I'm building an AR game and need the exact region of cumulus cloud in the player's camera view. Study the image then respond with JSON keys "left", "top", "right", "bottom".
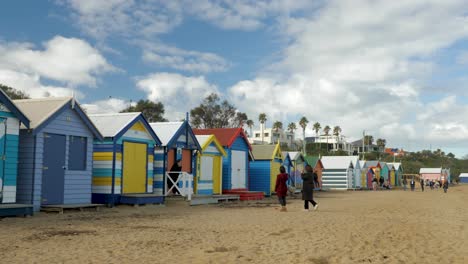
{"left": 136, "top": 72, "right": 219, "bottom": 121}
{"left": 0, "top": 36, "right": 115, "bottom": 87}
{"left": 228, "top": 0, "right": 468, "bottom": 153}
{"left": 81, "top": 98, "right": 131, "bottom": 114}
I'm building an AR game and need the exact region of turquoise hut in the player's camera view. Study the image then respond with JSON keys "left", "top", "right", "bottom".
{"left": 15, "top": 97, "right": 102, "bottom": 212}
{"left": 0, "top": 89, "right": 31, "bottom": 217}
{"left": 88, "top": 113, "right": 162, "bottom": 206}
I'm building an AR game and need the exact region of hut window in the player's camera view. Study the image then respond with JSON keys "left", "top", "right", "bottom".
{"left": 68, "top": 136, "right": 87, "bottom": 170}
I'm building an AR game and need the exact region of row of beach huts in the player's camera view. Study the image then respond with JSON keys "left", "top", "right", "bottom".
{"left": 0, "top": 91, "right": 449, "bottom": 217}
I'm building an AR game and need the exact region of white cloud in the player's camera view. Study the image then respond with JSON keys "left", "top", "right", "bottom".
{"left": 81, "top": 98, "right": 131, "bottom": 114}
{"left": 0, "top": 36, "right": 115, "bottom": 87}
{"left": 227, "top": 0, "right": 468, "bottom": 155}
{"left": 142, "top": 43, "right": 230, "bottom": 73}
{"left": 136, "top": 72, "right": 219, "bottom": 120}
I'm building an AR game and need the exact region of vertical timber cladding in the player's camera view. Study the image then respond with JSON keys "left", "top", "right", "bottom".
{"left": 122, "top": 142, "right": 147, "bottom": 193}
{"left": 231, "top": 150, "right": 246, "bottom": 189}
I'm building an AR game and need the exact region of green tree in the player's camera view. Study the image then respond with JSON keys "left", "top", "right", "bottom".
{"left": 246, "top": 119, "right": 254, "bottom": 137}
{"left": 313, "top": 122, "right": 321, "bottom": 154}
{"left": 120, "top": 99, "right": 167, "bottom": 122}
{"left": 0, "top": 84, "right": 30, "bottom": 99}
{"left": 364, "top": 135, "right": 374, "bottom": 146}
{"left": 258, "top": 113, "right": 267, "bottom": 144}
{"left": 323, "top": 125, "right": 331, "bottom": 152}
{"left": 333, "top": 126, "right": 342, "bottom": 150}
{"left": 299, "top": 116, "right": 309, "bottom": 154}
{"left": 376, "top": 138, "right": 386, "bottom": 152}
{"left": 273, "top": 121, "right": 283, "bottom": 131}
{"left": 190, "top": 93, "right": 248, "bottom": 128}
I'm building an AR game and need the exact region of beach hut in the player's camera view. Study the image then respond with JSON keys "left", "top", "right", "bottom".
{"left": 281, "top": 151, "right": 292, "bottom": 175}
{"left": 380, "top": 162, "right": 389, "bottom": 183}
{"left": 459, "top": 173, "right": 468, "bottom": 183}
{"left": 194, "top": 135, "right": 227, "bottom": 195}
{"left": 88, "top": 113, "right": 162, "bottom": 206}
{"left": 288, "top": 151, "right": 306, "bottom": 188}
{"left": 150, "top": 121, "right": 201, "bottom": 196}
{"left": 15, "top": 97, "right": 102, "bottom": 211}
{"left": 0, "top": 90, "right": 31, "bottom": 216}
{"left": 320, "top": 156, "right": 355, "bottom": 190}
{"left": 249, "top": 143, "right": 283, "bottom": 196}
{"left": 304, "top": 155, "right": 324, "bottom": 188}
{"left": 193, "top": 128, "right": 252, "bottom": 192}
{"left": 387, "top": 162, "right": 402, "bottom": 186}
{"left": 349, "top": 156, "right": 361, "bottom": 189}
{"left": 362, "top": 161, "right": 381, "bottom": 189}
{"left": 419, "top": 168, "right": 442, "bottom": 181}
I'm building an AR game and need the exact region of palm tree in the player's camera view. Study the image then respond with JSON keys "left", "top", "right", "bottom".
{"left": 258, "top": 113, "right": 267, "bottom": 144}
{"left": 376, "top": 138, "right": 386, "bottom": 152}
{"left": 299, "top": 116, "right": 309, "bottom": 154}
{"left": 323, "top": 125, "right": 331, "bottom": 152}
{"left": 287, "top": 122, "right": 297, "bottom": 148}
{"left": 333, "top": 126, "right": 342, "bottom": 150}
{"left": 272, "top": 121, "right": 283, "bottom": 143}
{"left": 246, "top": 119, "right": 254, "bottom": 137}
{"left": 313, "top": 122, "right": 321, "bottom": 154}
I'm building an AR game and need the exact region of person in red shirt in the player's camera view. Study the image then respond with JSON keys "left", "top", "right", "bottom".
{"left": 275, "top": 165, "right": 289, "bottom": 212}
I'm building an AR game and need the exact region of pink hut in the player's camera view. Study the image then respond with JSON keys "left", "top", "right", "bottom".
{"left": 419, "top": 168, "right": 442, "bottom": 181}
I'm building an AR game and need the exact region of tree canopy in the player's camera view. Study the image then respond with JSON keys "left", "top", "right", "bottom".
{"left": 190, "top": 93, "right": 248, "bottom": 128}
{"left": 120, "top": 99, "right": 167, "bottom": 122}
{"left": 0, "top": 84, "right": 30, "bottom": 99}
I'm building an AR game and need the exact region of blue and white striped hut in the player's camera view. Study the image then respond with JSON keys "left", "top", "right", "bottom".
{"left": 0, "top": 89, "right": 30, "bottom": 217}
{"left": 150, "top": 121, "right": 200, "bottom": 195}
{"left": 320, "top": 156, "right": 355, "bottom": 190}
{"left": 88, "top": 113, "right": 162, "bottom": 206}
{"left": 15, "top": 97, "right": 102, "bottom": 211}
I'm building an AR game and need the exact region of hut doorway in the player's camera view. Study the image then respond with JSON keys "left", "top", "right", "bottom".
{"left": 212, "top": 156, "right": 222, "bottom": 194}
{"left": 42, "top": 133, "right": 66, "bottom": 205}
{"left": 231, "top": 150, "right": 246, "bottom": 189}
{"left": 122, "top": 142, "right": 147, "bottom": 193}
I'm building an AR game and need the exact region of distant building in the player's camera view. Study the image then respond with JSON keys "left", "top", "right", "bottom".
{"left": 305, "top": 135, "right": 351, "bottom": 153}
{"left": 248, "top": 126, "right": 294, "bottom": 146}
{"left": 349, "top": 139, "right": 379, "bottom": 155}
{"left": 384, "top": 148, "right": 405, "bottom": 156}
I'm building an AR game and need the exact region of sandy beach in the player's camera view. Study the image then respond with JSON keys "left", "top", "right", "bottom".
{"left": 1, "top": 185, "right": 467, "bottom": 264}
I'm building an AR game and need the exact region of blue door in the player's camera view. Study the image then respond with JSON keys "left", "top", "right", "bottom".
{"left": 0, "top": 118, "right": 6, "bottom": 203}
{"left": 42, "top": 133, "right": 66, "bottom": 205}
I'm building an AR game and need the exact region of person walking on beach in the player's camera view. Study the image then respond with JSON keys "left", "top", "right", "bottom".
{"left": 410, "top": 178, "right": 415, "bottom": 191}
{"left": 275, "top": 166, "right": 289, "bottom": 212}
{"left": 301, "top": 165, "right": 318, "bottom": 211}
{"left": 443, "top": 180, "right": 449, "bottom": 193}
{"left": 420, "top": 178, "right": 425, "bottom": 192}
{"left": 402, "top": 177, "right": 408, "bottom": 191}
{"left": 379, "top": 176, "right": 384, "bottom": 188}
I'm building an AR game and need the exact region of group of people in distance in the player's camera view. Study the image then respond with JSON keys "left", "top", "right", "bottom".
{"left": 401, "top": 177, "right": 449, "bottom": 193}
{"left": 274, "top": 164, "right": 319, "bottom": 212}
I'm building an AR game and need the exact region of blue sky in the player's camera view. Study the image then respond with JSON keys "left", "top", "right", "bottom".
{"left": 2, "top": 0, "right": 468, "bottom": 157}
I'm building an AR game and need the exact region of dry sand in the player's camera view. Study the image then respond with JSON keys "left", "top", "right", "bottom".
{"left": 1, "top": 185, "right": 467, "bottom": 264}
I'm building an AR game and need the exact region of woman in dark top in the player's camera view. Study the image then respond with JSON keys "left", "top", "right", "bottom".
{"left": 275, "top": 166, "right": 289, "bottom": 212}
{"left": 301, "top": 164, "right": 318, "bottom": 211}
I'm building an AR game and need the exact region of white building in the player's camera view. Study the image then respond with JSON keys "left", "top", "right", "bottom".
{"left": 248, "top": 126, "right": 295, "bottom": 146}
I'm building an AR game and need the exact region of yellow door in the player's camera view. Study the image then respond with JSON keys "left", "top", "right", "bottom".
{"left": 270, "top": 162, "right": 281, "bottom": 194}
{"left": 122, "top": 142, "right": 147, "bottom": 193}
{"left": 212, "top": 156, "right": 221, "bottom": 194}
{"left": 390, "top": 171, "right": 395, "bottom": 186}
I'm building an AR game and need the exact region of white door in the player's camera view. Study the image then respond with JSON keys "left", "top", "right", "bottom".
{"left": 231, "top": 150, "right": 246, "bottom": 189}
{"left": 200, "top": 156, "right": 213, "bottom": 181}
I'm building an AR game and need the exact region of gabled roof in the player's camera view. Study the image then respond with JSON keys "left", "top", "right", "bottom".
{"left": 0, "top": 89, "right": 29, "bottom": 128}
{"left": 88, "top": 112, "right": 161, "bottom": 145}
{"left": 193, "top": 128, "right": 252, "bottom": 150}
{"left": 358, "top": 160, "right": 366, "bottom": 168}
{"left": 387, "top": 162, "right": 402, "bottom": 170}
{"left": 281, "top": 151, "right": 292, "bottom": 165}
{"left": 195, "top": 135, "right": 227, "bottom": 156}
{"left": 363, "top": 161, "right": 381, "bottom": 168}
{"left": 14, "top": 97, "right": 102, "bottom": 140}
{"left": 380, "top": 162, "right": 387, "bottom": 169}
{"left": 150, "top": 121, "right": 200, "bottom": 150}
{"left": 320, "top": 156, "right": 354, "bottom": 169}
{"left": 459, "top": 173, "right": 468, "bottom": 177}
{"left": 288, "top": 151, "right": 305, "bottom": 162}
{"left": 349, "top": 156, "right": 360, "bottom": 169}
{"left": 251, "top": 143, "right": 282, "bottom": 160}
{"left": 304, "top": 155, "right": 320, "bottom": 167}
{"left": 420, "top": 168, "right": 442, "bottom": 174}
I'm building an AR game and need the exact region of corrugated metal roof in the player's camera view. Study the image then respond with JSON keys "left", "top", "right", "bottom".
{"left": 419, "top": 168, "right": 442, "bottom": 174}
{"left": 251, "top": 144, "right": 277, "bottom": 160}
{"left": 149, "top": 122, "right": 183, "bottom": 146}
{"left": 14, "top": 97, "right": 71, "bottom": 129}
{"left": 321, "top": 156, "right": 354, "bottom": 169}
{"left": 88, "top": 112, "right": 140, "bottom": 137}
